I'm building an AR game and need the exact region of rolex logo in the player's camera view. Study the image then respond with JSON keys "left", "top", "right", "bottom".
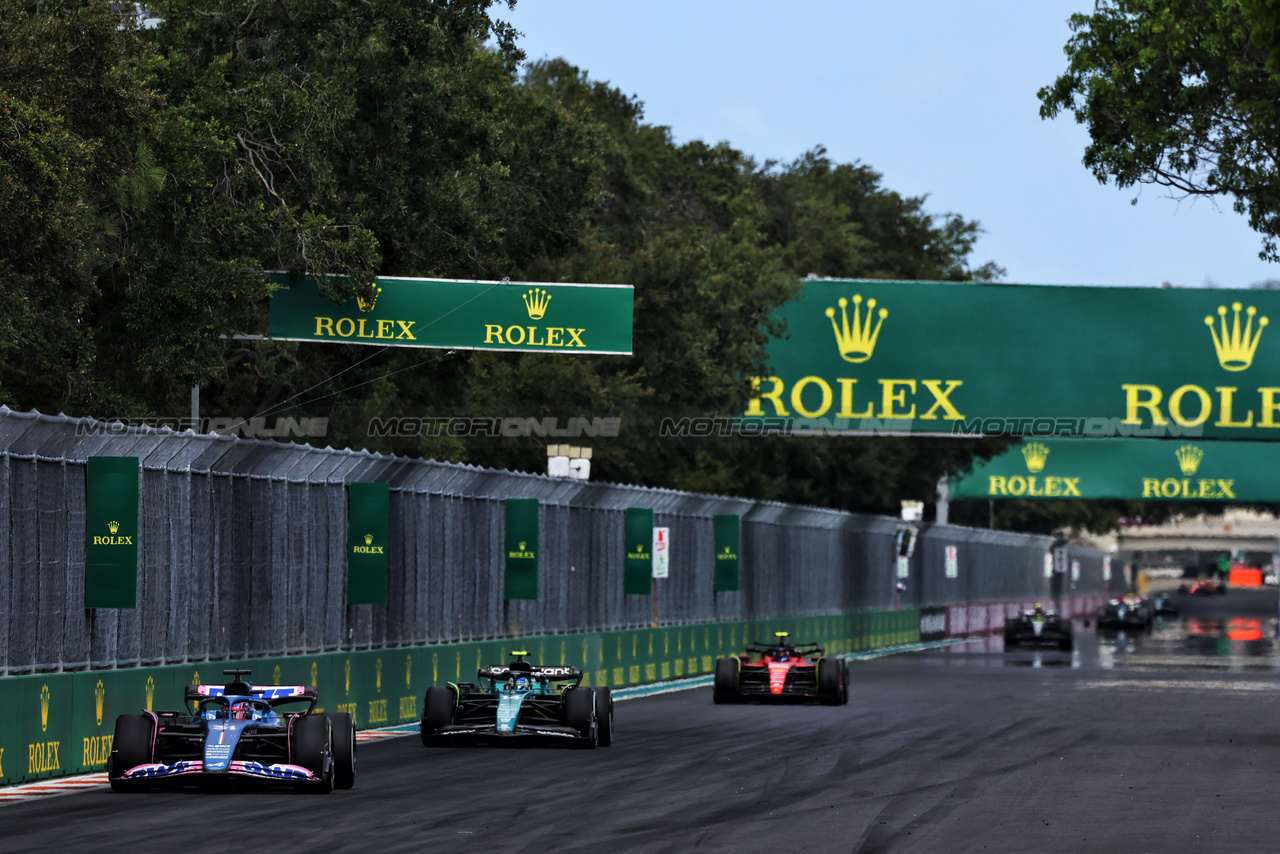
{"left": 108, "top": 520, "right": 119, "bottom": 535}
{"left": 376, "top": 658, "right": 383, "bottom": 692}
{"left": 406, "top": 654, "right": 412, "bottom": 688}
{"left": 364, "top": 533, "right": 374, "bottom": 546}
{"left": 1206, "top": 302, "right": 1267, "bottom": 371}
{"left": 522, "top": 287, "right": 552, "bottom": 320}
{"left": 1175, "top": 444, "right": 1204, "bottom": 475}
{"left": 310, "top": 661, "right": 318, "bottom": 687}
{"left": 1021, "top": 442, "right": 1050, "bottom": 473}
{"left": 40, "top": 685, "right": 50, "bottom": 732}
{"left": 95, "top": 680, "right": 105, "bottom": 726}
{"left": 145, "top": 676, "right": 154, "bottom": 711}
{"left": 344, "top": 660, "right": 351, "bottom": 694}
{"left": 825, "top": 294, "right": 888, "bottom": 363}
{"left": 273, "top": 665, "right": 281, "bottom": 684}
{"left": 356, "top": 285, "right": 382, "bottom": 313}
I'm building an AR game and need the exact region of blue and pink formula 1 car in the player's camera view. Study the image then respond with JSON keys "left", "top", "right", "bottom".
{"left": 107, "top": 669, "right": 355, "bottom": 793}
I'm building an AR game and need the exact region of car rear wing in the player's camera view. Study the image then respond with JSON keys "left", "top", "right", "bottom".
{"left": 744, "top": 641, "right": 825, "bottom": 656}
{"left": 477, "top": 665, "right": 583, "bottom": 685}
{"left": 184, "top": 684, "right": 318, "bottom": 713}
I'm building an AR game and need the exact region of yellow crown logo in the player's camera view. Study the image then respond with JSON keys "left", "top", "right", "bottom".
{"left": 95, "top": 680, "right": 105, "bottom": 726}
{"left": 376, "top": 657, "right": 383, "bottom": 692}
{"left": 364, "top": 533, "right": 373, "bottom": 545}
{"left": 406, "top": 654, "right": 413, "bottom": 687}
{"left": 522, "top": 287, "right": 552, "bottom": 320}
{"left": 108, "top": 520, "right": 119, "bottom": 534}
{"left": 355, "top": 284, "right": 382, "bottom": 313}
{"left": 519, "top": 541, "right": 527, "bottom": 551}
{"left": 1206, "top": 302, "right": 1267, "bottom": 371}
{"left": 1021, "top": 442, "right": 1050, "bottom": 473}
{"left": 1175, "top": 444, "right": 1204, "bottom": 475}
{"left": 145, "top": 676, "right": 154, "bottom": 711}
{"left": 344, "top": 659, "right": 351, "bottom": 694}
{"left": 40, "top": 685, "right": 50, "bottom": 732}
{"left": 825, "top": 295, "right": 888, "bottom": 363}
{"left": 310, "top": 661, "right": 318, "bottom": 687}
{"left": 273, "top": 665, "right": 281, "bottom": 684}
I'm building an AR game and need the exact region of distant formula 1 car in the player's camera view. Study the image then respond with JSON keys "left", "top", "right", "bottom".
{"left": 713, "top": 632, "right": 848, "bottom": 705}
{"left": 1096, "top": 596, "right": 1154, "bottom": 629}
{"left": 1179, "top": 578, "right": 1228, "bottom": 596}
{"left": 1003, "top": 604, "right": 1073, "bottom": 650}
{"left": 107, "top": 669, "right": 355, "bottom": 793}
{"left": 419, "top": 651, "right": 611, "bottom": 748}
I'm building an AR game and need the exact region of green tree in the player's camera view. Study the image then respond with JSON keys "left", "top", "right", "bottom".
{"left": 153, "top": 1, "right": 607, "bottom": 443}
{"left": 0, "top": 0, "right": 272, "bottom": 414}
{"left": 1038, "top": 0, "right": 1280, "bottom": 260}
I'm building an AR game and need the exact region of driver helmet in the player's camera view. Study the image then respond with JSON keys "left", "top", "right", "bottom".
{"left": 231, "top": 700, "right": 253, "bottom": 720}
{"left": 515, "top": 676, "right": 530, "bottom": 690}
{"left": 1033, "top": 602, "right": 1045, "bottom": 614}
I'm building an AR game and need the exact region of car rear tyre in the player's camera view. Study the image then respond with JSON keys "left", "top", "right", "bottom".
{"left": 818, "top": 658, "right": 843, "bottom": 705}
{"left": 420, "top": 685, "right": 457, "bottom": 745}
{"left": 594, "top": 687, "right": 614, "bottom": 747}
{"left": 840, "top": 659, "right": 850, "bottom": 705}
{"left": 325, "top": 712, "right": 356, "bottom": 790}
{"left": 564, "top": 687, "right": 597, "bottom": 748}
{"left": 108, "top": 714, "right": 155, "bottom": 792}
{"left": 713, "top": 657, "right": 740, "bottom": 704}
{"left": 292, "top": 714, "right": 334, "bottom": 793}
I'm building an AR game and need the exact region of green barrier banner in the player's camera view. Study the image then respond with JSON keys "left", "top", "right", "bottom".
{"left": 952, "top": 437, "right": 1280, "bottom": 501}
{"left": 504, "top": 498, "right": 539, "bottom": 600}
{"left": 747, "top": 280, "right": 1280, "bottom": 438}
{"left": 624, "top": 507, "right": 654, "bottom": 595}
{"left": 713, "top": 514, "right": 741, "bottom": 591}
{"left": 348, "top": 482, "right": 389, "bottom": 604}
{"left": 85, "top": 457, "right": 139, "bottom": 608}
{"left": 267, "top": 274, "right": 634, "bottom": 355}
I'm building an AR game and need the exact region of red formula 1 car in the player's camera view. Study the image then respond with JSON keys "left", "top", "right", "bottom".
{"left": 713, "top": 632, "right": 848, "bottom": 705}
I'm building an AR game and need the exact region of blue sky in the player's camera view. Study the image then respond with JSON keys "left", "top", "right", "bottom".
{"left": 501, "top": 0, "right": 1279, "bottom": 289}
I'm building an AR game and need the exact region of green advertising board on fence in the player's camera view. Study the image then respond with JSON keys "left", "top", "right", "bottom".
{"left": 952, "top": 437, "right": 1280, "bottom": 501}
{"left": 713, "top": 514, "right": 741, "bottom": 592}
{"left": 504, "top": 498, "right": 539, "bottom": 600}
{"left": 85, "top": 457, "right": 139, "bottom": 609}
{"left": 624, "top": 507, "right": 654, "bottom": 595}
{"left": 267, "top": 274, "right": 634, "bottom": 355}
{"left": 747, "top": 280, "right": 1280, "bottom": 437}
{"left": 348, "top": 482, "right": 389, "bottom": 604}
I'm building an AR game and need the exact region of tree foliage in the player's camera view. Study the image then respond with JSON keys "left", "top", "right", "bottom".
{"left": 1039, "top": 0, "right": 1280, "bottom": 260}
{"left": 0, "top": 7, "right": 1038, "bottom": 527}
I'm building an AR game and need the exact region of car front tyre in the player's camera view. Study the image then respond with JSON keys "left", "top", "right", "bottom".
{"left": 713, "top": 657, "right": 740, "bottom": 705}
{"left": 594, "top": 687, "right": 614, "bottom": 747}
{"left": 325, "top": 712, "right": 356, "bottom": 789}
{"left": 420, "top": 685, "right": 457, "bottom": 745}
{"left": 292, "top": 714, "right": 334, "bottom": 794}
{"left": 108, "top": 714, "right": 155, "bottom": 793}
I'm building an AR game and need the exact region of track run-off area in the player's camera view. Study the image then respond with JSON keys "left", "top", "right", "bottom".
{"left": 4, "top": 593, "right": 1279, "bottom": 854}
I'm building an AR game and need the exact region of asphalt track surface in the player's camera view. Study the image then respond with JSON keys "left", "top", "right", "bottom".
{"left": 6, "top": 592, "right": 1280, "bottom": 853}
